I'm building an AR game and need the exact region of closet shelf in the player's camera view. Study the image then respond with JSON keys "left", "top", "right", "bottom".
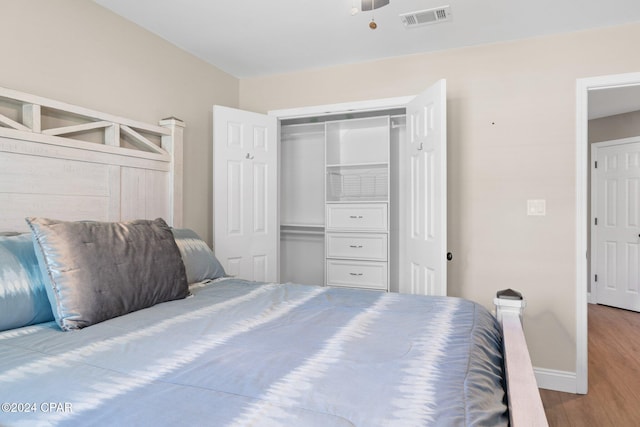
{"left": 281, "top": 122, "right": 325, "bottom": 136}
{"left": 326, "top": 162, "right": 389, "bottom": 168}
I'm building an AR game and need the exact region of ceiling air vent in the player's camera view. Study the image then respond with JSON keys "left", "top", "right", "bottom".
{"left": 400, "top": 5, "right": 451, "bottom": 29}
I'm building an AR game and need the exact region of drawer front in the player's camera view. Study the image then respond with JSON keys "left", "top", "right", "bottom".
{"left": 326, "top": 203, "right": 388, "bottom": 231}
{"left": 326, "top": 233, "right": 387, "bottom": 260}
{"left": 326, "top": 260, "right": 388, "bottom": 291}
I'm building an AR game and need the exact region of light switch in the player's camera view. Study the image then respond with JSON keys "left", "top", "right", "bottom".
{"left": 527, "top": 199, "right": 546, "bottom": 216}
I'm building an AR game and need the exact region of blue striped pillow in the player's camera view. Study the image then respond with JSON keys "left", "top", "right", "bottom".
{"left": 0, "top": 233, "right": 54, "bottom": 331}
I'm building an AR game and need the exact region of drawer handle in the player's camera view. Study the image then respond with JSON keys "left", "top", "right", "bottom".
{"left": 349, "top": 245, "right": 363, "bottom": 248}
{"left": 349, "top": 272, "right": 363, "bottom": 276}
{"left": 349, "top": 215, "right": 364, "bottom": 219}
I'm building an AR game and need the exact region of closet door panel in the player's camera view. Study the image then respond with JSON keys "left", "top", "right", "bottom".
{"left": 227, "top": 160, "right": 243, "bottom": 235}
{"left": 214, "top": 105, "right": 278, "bottom": 282}
{"left": 399, "top": 79, "right": 447, "bottom": 296}
{"left": 253, "top": 162, "right": 268, "bottom": 233}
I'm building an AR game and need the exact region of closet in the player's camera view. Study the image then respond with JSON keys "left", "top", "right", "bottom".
{"left": 279, "top": 114, "right": 404, "bottom": 291}
{"left": 213, "top": 79, "right": 447, "bottom": 296}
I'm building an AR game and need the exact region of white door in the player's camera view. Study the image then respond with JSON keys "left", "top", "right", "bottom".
{"left": 592, "top": 139, "right": 640, "bottom": 311}
{"left": 213, "top": 105, "right": 278, "bottom": 282}
{"left": 399, "top": 79, "right": 447, "bottom": 296}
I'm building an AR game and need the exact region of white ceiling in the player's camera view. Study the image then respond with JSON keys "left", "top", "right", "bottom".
{"left": 93, "top": 0, "right": 640, "bottom": 79}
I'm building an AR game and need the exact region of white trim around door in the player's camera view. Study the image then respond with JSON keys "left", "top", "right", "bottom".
{"left": 576, "top": 71, "right": 640, "bottom": 395}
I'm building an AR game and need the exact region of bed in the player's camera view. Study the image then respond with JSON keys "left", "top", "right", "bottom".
{"left": 0, "top": 87, "right": 547, "bottom": 426}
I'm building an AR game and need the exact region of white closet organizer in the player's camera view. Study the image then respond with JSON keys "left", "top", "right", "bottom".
{"left": 325, "top": 116, "right": 390, "bottom": 291}
{"left": 280, "top": 114, "right": 402, "bottom": 291}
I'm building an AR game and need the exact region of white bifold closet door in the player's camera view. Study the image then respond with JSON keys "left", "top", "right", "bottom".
{"left": 213, "top": 106, "right": 278, "bottom": 282}
{"left": 399, "top": 80, "right": 447, "bottom": 296}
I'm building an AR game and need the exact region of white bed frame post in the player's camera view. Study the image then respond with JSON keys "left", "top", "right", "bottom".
{"left": 495, "top": 295, "right": 526, "bottom": 324}
{"left": 494, "top": 293, "right": 549, "bottom": 427}
{"left": 160, "top": 117, "right": 185, "bottom": 228}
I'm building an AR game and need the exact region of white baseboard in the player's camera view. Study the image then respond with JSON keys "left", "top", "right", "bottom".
{"left": 534, "top": 367, "right": 578, "bottom": 394}
{"left": 587, "top": 292, "right": 597, "bottom": 304}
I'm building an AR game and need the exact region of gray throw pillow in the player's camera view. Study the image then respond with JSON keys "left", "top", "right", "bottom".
{"left": 26, "top": 217, "right": 189, "bottom": 331}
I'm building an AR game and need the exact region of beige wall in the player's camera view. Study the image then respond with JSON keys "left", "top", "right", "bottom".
{"left": 2, "top": 0, "right": 239, "bottom": 242}
{"left": 589, "top": 110, "right": 640, "bottom": 143}
{"left": 240, "top": 23, "right": 640, "bottom": 373}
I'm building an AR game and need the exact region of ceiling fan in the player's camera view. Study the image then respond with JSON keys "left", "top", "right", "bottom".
{"left": 361, "top": 0, "right": 389, "bottom": 11}
{"left": 356, "top": 0, "right": 390, "bottom": 29}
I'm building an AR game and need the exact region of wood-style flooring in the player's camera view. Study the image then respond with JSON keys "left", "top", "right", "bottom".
{"left": 539, "top": 303, "right": 640, "bottom": 426}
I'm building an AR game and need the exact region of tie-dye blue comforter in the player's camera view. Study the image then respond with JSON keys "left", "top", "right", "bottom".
{"left": 0, "top": 279, "right": 508, "bottom": 426}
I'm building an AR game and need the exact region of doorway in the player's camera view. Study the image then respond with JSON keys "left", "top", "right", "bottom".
{"left": 576, "top": 72, "right": 640, "bottom": 394}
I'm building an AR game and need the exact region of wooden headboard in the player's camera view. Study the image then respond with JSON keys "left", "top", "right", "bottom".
{"left": 0, "top": 87, "right": 184, "bottom": 232}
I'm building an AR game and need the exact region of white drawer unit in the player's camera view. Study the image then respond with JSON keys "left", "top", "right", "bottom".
{"left": 326, "top": 233, "right": 387, "bottom": 261}
{"left": 325, "top": 203, "right": 388, "bottom": 232}
{"left": 323, "top": 117, "right": 391, "bottom": 291}
{"left": 326, "top": 259, "right": 388, "bottom": 291}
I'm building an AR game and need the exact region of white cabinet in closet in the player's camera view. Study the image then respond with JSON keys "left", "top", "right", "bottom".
{"left": 324, "top": 116, "right": 390, "bottom": 291}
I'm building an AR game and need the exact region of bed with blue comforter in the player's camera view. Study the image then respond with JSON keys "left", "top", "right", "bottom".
{"left": 0, "top": 219, "right": 507, "bottom": 426}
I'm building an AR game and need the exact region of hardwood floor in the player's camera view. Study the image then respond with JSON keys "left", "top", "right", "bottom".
{"left": 540, "top": 303, "right": 640, "bottom": 426}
